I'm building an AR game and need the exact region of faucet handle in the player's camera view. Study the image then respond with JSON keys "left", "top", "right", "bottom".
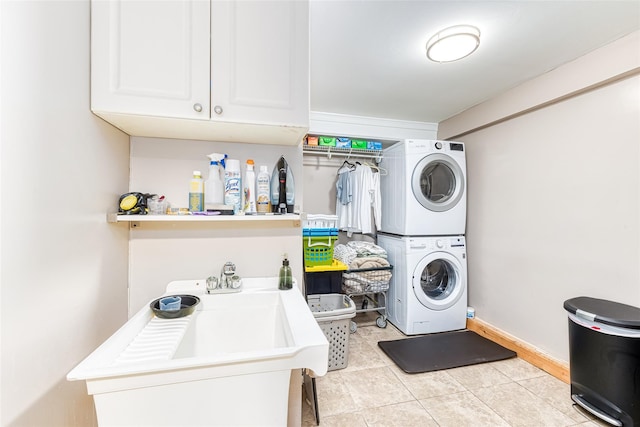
{"left": 206, "top": 276, "right": 219, "bottom": 293}
{"left": 222, "top": 261, "right": 236, "bottom": 275}
{"left": 230, "top": 275, "right": 242, "bottom": 289}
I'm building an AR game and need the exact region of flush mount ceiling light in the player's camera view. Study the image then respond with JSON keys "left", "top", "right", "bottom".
{"left": 426, "top": 25, "right": 480, "bottom": 63}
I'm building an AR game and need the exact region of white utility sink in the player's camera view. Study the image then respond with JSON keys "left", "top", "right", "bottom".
{"left": 67, "top": 277, "right": 329, "bottom": 427}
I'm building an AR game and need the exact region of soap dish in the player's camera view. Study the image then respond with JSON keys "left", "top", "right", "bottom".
{"left": 150, "top": 294, "right": 200, "bottom": 319}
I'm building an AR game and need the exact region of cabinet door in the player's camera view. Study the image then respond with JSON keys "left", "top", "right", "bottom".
{"left": 210, "top": 1, "right": 309, "bottom": 127}
{"left": 91, "top": 0, "right": 210, "bottom": 120}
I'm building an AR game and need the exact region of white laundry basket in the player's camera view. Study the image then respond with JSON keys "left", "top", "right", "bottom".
{"left": 303, "top": 214, "right": 338, "bottom": 230}
{"left": 307, "top": 294, "right": 356, "bottom": 371}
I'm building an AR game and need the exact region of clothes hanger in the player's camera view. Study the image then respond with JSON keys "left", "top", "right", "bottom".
{"left": 341, "top": 158, "right": 355, "bottom": 169}
{"left": 363, "top": 161, "right": 387, "bottom": 175}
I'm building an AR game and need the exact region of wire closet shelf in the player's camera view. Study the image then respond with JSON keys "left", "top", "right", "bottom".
{"left": 302, "top": 145, "right": 384, "bottom": 164}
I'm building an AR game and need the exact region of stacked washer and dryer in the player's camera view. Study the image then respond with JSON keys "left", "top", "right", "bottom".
{"left": 378, "top": 139, "right": 468, "bottom": 335}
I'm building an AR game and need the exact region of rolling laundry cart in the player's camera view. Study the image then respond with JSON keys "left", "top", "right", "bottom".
{"left": 342, "top": 265, "right": 393, "bottom": 333}
{"left": 564, "top": 297, "right": 640, "bottom": 427}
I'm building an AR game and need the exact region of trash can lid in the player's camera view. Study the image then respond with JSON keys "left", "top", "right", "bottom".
{"left": 564, "top": 296, "right": 640, "bottom": 329}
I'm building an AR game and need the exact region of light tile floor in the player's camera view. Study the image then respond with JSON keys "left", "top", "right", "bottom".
{"left": 302, "top": 314, "right": 609, "bottom": 427}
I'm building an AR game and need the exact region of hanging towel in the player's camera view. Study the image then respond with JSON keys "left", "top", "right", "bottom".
{"left": 372, "top": 171, "right": 381, "bottom": 230}
{"left": 355, "top": 164, "right": 374, "bottom": 235}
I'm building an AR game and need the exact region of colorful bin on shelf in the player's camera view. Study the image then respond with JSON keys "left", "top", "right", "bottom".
{"left": 336, "top": 137, "right": 351, "bottom": 148}
{"left": 367, "top": 141, "right": 383, "bottom": 150}
{"left": 303, "top": 214, "right": 339, "bottom": 267}
{"left": 303, "top": 234, "right": 338, "bottom": 267}
{"left": 350, "top": 139, "right": 367, "bottom": 149}
{"left": 318, "top": 136, "right": 336, "bottom": 147}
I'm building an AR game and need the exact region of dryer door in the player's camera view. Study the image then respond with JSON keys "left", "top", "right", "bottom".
{"left": 412, "top": 251, "right": 465, "bottom": 311}
{"left": 411, "top": 153, "right": 465, "bottom": 212}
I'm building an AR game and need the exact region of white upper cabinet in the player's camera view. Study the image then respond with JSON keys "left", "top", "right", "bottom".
{"left": 91, "top": 1, "right": 211, "bottom": 120}
{"left": 210, "top": 1, "right": 309, "bottom": 127}
{"left": 91, "top": 0, "right": 309, "bottom": 145}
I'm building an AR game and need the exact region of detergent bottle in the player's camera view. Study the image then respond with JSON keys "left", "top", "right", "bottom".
{"left": 256, "top": 165, "right": 272, "bottom": 213}
{"left": 205, "top": 153, "right": 227, "bottom": 210}
{"left": 188, "top": 171, "right": 204, "bottom": 212}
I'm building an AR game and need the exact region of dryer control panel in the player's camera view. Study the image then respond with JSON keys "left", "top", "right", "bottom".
{"left": 408, "top": 237, "right": 465, "bottom": 250}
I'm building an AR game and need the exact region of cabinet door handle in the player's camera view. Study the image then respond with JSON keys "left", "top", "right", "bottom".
{"left": 213, "top": 105, "right": 223, "bottom": 115}
{"left": 193, "top": 103, "right": 203, "bottom": 113}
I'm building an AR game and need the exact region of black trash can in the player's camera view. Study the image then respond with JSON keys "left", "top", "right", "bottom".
{"left": 564, "top": 297, "right": 640, "bottom": 427}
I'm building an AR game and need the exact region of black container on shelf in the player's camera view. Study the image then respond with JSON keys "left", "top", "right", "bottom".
{"left": 564, "top": 296, "right": 640, "bottom": 427}
{"left": 304, "top": 270, "right": 343, "bottom": 295}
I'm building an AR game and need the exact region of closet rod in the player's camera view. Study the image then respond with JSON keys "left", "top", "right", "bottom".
{"left": 302, "top": 146, "right": 383, "bottom": 163}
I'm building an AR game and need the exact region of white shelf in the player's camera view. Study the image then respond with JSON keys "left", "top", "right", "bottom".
{"left": 302, "top": 145, "right": 384, "bottom": 163}
{"left": 107, "top": 213, "right": 302, "bottom": 227}
{"left": 309, "top": 111, "right": 438, "bottom": 142}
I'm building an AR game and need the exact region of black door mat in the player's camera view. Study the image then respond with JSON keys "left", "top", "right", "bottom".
{"left": 378, "top": 329, "right": 517, "bottom": 374}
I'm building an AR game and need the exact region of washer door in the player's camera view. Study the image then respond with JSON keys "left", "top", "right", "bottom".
{"left": 411, "top": 153, "right": 465, "bottom": 212}
{"left": 412, "top": 252, "right": 465, "bottom": 311}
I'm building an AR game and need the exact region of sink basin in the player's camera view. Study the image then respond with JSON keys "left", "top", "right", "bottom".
{"left": 174, "top": 291, "right": 289, "bottom": 358}
{"left": 67, "top": 277, "right": 329, "bottom": 426}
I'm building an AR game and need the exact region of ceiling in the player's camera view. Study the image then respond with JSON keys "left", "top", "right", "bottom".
{"left": 309, "top": 0, "right": 640, "bottom": 124}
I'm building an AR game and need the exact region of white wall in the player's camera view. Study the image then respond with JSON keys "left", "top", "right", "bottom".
{"left": 0, "top": 1, "right": 130, "bottom": 425}
{"left": 439, "top": 33, "right": 640, "bottom": 362}
{"left": 123, "top": 116, "right": 438, "bottom": 315}
{"left": 128, "top": 137, "right": 303, "bottom": 313}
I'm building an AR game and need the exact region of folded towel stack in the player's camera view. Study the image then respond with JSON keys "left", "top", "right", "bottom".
{"left": 334, "top": 241, "right": 387, "bottom": 266}
{"left": 335, "top": 241, "right": 392, "bottom": 294}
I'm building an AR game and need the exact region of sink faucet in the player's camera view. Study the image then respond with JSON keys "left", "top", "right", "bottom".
{"left": 206, "top": 261, "right": 241, "bottom": 293}
{"left": 220, "top": 261, "right": 236, "bottom": 288}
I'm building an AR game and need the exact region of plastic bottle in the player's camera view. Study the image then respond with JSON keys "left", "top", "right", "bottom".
{"left": 205, "top": 153, "right": 227, "bottom": 210}
{"left": 243, "top": 159, "right": 257, "bottom": 213}
{"left": 224, "top": 159, "right": 242, "bottom": 214}
{"left": 256, "top": 165, "right": 272, "bottom": 213}
{"left": 279, "top": 254, "right": 293, "bottom": 290}
{"left": 188, "top": 170, "right": 204, "bottom": 212}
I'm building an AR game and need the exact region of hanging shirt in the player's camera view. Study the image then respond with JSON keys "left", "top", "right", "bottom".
{"left": 336, "top": 163, "right": 382, "bottom": 236}
{"left": 336, "top": 164, "right": 352, "bottom": 205}
{"left": 336, "top": 164, "right": 354, "bottom": 231}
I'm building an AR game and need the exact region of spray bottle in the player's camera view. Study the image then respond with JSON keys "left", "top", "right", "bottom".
{"left": 224, "top": 159, "right": 242, "bottom": 214}
{"left": 243, "top": 159, "right": 257, "bottom": 213}
{"left": 205, "top": 153, "right": 227, "bottom": 210}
